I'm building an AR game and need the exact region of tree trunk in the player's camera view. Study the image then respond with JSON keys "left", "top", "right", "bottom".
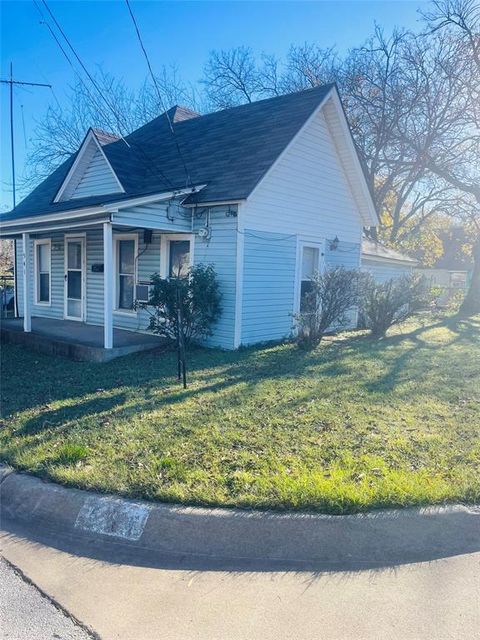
{"left": 458, "top": 235, "right": 480, "bottom": 318}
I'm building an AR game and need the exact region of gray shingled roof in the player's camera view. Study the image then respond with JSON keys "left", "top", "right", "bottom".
{"left": 2, "top": 85, "right": 334, "bottom": 222}
{"left": 362, "top": 237, "right": 417, "bottom": 264}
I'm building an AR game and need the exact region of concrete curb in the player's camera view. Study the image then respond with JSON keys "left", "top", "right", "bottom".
{"left": 1, "top": 466, "right": 479, "bottom": 568}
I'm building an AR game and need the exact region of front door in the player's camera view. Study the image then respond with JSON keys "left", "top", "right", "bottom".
{"left": 64, "top": 236, "right": 85, "bottom": 321}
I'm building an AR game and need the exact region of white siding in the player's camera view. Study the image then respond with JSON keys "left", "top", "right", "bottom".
{"left": 113, "top": 202, "right": 191, "bottom": 231}
{"left": 242, "top": 109, "right": 362, "bottom": 243}
{"left": 192, "top": 207, "right": 237, "bottom": 349}
{"left": 239, "top": 106, "right": 364, "bottom": 345}
{"left": 15, "top": 213, "right": 237, "bottom": 349}
{"left": 361, "top": 259, "right": 413, "bottom": 283}
{"left": 16, "top": 234, "right": 64, "bottom": 319}
{"left": 71, "top": 149, "right": 121, "bottom": 199}
{"left": 241, "top": 231, "right": 297, "bottom": 345}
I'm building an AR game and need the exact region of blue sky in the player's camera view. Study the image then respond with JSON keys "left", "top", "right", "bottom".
{"left": 1, "top": 0, "right": 429, "bottom": 210}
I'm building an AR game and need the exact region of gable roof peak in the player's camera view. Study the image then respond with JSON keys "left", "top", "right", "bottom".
{"left": 164, "top": 105, "right": 201, "bottom": 123}
{"left": 90, "top": 127, "right": 121, "bottom": 146}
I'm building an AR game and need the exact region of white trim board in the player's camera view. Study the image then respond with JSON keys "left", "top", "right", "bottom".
{"left": 159, "top": 233, "right": 195, "bottom": 279}
{"left": 33, "top": 238, "right": 52, "bottom": 307}
{"left": 113, "top": 232, "right": 139, "bottom": 316}
{"left": 293, "top": 237, "right": 326, "bottom": 318}
{"left": 64, "top": 233, "right": 87, "bottom": 322}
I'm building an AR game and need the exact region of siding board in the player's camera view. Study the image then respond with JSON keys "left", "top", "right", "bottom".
{"left": 71, "top": 149, "right": 121, "bottom": 199}
{"left": 239, "top": 105, "right": 364, "bottom": 345}
{"left": 361, "top": 259, "right": 413, "bottom": 283}
{"left": 193, "top": 207, "right": 237, "bottom": 349}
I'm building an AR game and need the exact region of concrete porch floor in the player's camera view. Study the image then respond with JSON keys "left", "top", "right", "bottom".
{"left": 0, "top": 317, "right": 165, "bottom": 362}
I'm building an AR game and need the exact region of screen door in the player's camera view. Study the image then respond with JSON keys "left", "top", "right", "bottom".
{"left": 65, "top": 237, "right": 85, "bottom": 320}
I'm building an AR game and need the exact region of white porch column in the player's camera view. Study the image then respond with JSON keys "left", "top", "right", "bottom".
{"left": 22, "top": 232, "right": 31, "bottom": 332}
{"left": 103, "top": 221, "right": 113, "bottom": 349}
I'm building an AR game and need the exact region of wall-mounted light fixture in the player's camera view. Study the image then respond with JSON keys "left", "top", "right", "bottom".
{"left": 329, "top": 236, "right": 340, "bottom": 251}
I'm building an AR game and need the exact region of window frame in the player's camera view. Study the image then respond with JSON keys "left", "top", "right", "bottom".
{"left": 294, "top": 238, "right": 325, "bottom": 317}
{"left": 34, "top": 238, "right": 51, "bottom": 306}
{"left": 113, "top": 233, "right": 138, "bottom": 315}
{"left": 159, "top": 234, "right": 194, "bottom": 279}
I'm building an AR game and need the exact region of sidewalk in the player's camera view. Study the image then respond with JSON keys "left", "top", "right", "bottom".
{"left": 1, "top": 526, "right": 478, "bottom": 640}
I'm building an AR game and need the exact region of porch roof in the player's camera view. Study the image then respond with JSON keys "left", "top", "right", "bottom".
{"left": 0, "top": 189, "right": 197, "bottom": 237}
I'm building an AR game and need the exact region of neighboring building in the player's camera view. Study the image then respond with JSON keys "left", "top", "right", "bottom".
{"left": 361, "top": 238, "right": 417, "bottom": 283}
{"left": 0, "top": 84, "right": 377, "bottom": 352}
{"left": 417, "top": 268, "right": 470, "bottom": 307}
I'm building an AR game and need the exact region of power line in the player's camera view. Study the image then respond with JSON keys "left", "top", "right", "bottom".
{"left": 41, "top": 0, "right": 131, "bottom": 146}
{"left": 20, "top": 104, "right": 28, "bottom": 148}
{"left": 33, "top": 0, "right": 176, "bottom": 190}
{"left": 33, "top": 0, "right": 116, "bottom": 129}
{"left": 125, "top": 0, "right": 192, "bottom": 188}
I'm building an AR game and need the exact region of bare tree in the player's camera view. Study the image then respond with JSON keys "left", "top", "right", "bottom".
{"left": 202, "top": 47, "right": 262, "bottom": 109}
{"left": 200, "top": 32, "right": 460, "bottom": 257}
{"left": 23, "top": 67, "right": 198, "bottom": 193}
{"left": 0, "top": 240, "right": 13, "bottom": 275}
{"left": 281, "top": 43, "right": 338, "bottom": 92}
{"left": 398, "top": 0, "right": 480, "bottom": 315}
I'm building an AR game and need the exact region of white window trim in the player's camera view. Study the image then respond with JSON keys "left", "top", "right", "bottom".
{"left": 64, "top": 233, "right": 87, "bottom": 321}
{"left": 113, "top": 233, "right": 138, "bottom": 315}
{"left": 33, "top": 238, "right": 51, "bottom": 306}
{"left": 160, "top": 234, "right": 194, "bottom": 279}
{"left": 293, "top": 238, "right": 325, "bottom": 317}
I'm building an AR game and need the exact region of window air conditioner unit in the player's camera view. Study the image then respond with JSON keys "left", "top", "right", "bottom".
{"left": 135, "top": 283, "right": 151, "bottom": 304}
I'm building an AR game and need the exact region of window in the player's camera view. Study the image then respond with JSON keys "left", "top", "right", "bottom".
{"left": 169, "top": 240, "right": 191, "bottom": 278}
{"left": 115, "top": 236, "right": 137, "bottom": 311}
{"left": 160, "top": 235, "right": 193, "bottom": 280}
{"left": 34, "top": 239, "right": 51, "bottom": 304}
{"left": 300, "top": 246, "right": 320, "bottom": 311}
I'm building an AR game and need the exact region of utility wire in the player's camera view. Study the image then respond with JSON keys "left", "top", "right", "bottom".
{"left": 20, "top": 104, "right": 28, "bottom": 148}
{"left": 41, "top": 0, "right": 130, "bottom": 147}
{"left": 125, "top": 0, "right": 192, "bottom": 189}
{"left": 33, "top": 0, "right": 115, "bottom": 128}
{"left": 34, "top": 0, "right": 175, "bottom": 191}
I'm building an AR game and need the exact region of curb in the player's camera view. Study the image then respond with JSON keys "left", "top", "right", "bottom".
{"left": 1, "top": 466, "right": 479, "bottom": 569}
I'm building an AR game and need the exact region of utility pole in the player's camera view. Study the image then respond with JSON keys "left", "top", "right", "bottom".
{"left": 1, "top": 63, "right": 51, "bottom": 318}
{"left": 1, "top": 62, "right": 51, "bottom": 208}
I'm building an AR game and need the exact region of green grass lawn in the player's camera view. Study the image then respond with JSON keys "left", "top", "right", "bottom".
{"left": 1, "top": 314, "right": 479, "bottom": 514}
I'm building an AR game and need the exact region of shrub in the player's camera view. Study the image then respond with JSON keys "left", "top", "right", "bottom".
{"left": 294, "top": 267, "right": 363, "bottom": 348}
{"left": 361, "top": 273, "right": 427, "bottom": 338}
{"left": 142, "top": 263, "right": 222, "bottom": 344}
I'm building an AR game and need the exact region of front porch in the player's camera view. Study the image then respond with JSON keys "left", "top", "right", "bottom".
{"left": 1, "top": 317, "right": 165, "bottom": 362}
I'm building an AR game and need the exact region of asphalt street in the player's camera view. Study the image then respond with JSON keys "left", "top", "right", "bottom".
{"left": 0, "top": 557, "right": 93, "bottom": 640}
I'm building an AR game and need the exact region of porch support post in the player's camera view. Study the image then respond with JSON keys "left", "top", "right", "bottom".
{"left": 103, "top": 221, "right": 113, "bottom": 349}
{"left": 22, "top": 232, "right": 31, "bottom": 332}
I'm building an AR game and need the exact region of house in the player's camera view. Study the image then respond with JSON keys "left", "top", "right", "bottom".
{"left": 361, "top": 237, "right": 417, "bottom": 282}
{"left": 0, "top": 84, "right": 377, "bottom": 358}
{"left": 417, "top": 268, "right": 470, "bottom": 307}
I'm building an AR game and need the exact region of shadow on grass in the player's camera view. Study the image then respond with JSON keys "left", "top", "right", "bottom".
{"left": 18, "top": 393, "right": 128, "bottom": 435}
{"left": 2, "top": 314, "right": 479, "bottom": 419}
